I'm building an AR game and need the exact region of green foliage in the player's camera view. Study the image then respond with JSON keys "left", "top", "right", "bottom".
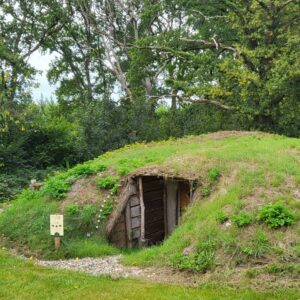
{"left": 172, "top": 240, "right": 217, "bottom": 272}
{"left": 258, "top": 202, "right": 295, "bottom": 229}
{"left": 266, "top": 263, "right": 300, "bottom": 277}
{"left": 201, "top": 186, "right": 211, "bottom": 197}
{"left": 42, "top": 177, "right": 70, "bottom": 200}
{"left": 65, "top": 204, "right": 97, "bottom": 236}
{"left": 231, "top": 212, "right": 253, "bottom": 228}
{"left": 242, "top": 231, "right": 269, "bottom": 259}
{"left": 208, "top": 168, "right": 221, "bottom": 182}
{"left": 95, "top": 176, "right": 120, "bottom": 195}
{"left": 216, "top": 211, "right": 229, "bottom": 224}
{"left": 99, "top": 199, "right": 115, "bottom": 223}
{"left": 69, "top": 164, "right": 94, "bottom": 177}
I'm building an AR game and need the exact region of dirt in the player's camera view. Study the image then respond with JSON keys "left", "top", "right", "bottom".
{"left": 61, "top": 173, "right": 110, "bottom": 210}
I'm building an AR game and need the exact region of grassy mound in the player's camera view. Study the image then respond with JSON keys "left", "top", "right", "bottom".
{"left": 0, "top": 131, "right": 299, "bottom": 279}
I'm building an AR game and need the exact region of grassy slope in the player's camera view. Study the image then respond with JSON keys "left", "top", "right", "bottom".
{"left": 0, "top": 132, "right": 299, "bottom": 275}
{"left": 0, "top": 249, "right": 299, "bottom": 300}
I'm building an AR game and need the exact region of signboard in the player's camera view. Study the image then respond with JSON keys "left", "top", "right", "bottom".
{"left": 50, "top": 214, "right": 64, "bottom": 236}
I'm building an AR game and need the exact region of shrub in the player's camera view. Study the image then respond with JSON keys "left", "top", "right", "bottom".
{"left": 201, "top": 186, "right": 211, "bottom": 197}
{"left": 65, "top": 203, "right": 80, "bottom": 216}
{"left": 173, "top": 240, "right": 216, "bottom": 272}
{"left": 118, "top": 166, "right": 130, "bottom": 176}
{"left": 96, "top": 176, "right": 119, "bottom": 190}
{"left": 257, "top": 202, "right": 295, "bottom": 229}
{"left": 242, "top": 230, "right": 269, "bottom": 258}
{"left": 94, "top": 163, "right": 107, "bottom": 172}
{"left": 69, "top": 164, "right": 94, "bottom": 177}
{"left": 208, "top": 168, "right": 221, "bottom": 182}
{"left": 216, "top": 211, "right": 229, "bottom": 224}
{"left": 231, "top": 212, "right": 252, "bottom": 227}
{"left": 95, "top": 176, "right": 120, "bottom": 194}
{"left": 42, "top": 177, "right": 70, "bottom": 199}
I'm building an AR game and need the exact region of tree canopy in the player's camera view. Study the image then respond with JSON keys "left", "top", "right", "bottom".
{"left": 0, "top": 0, "right": 299, "bottom": 199}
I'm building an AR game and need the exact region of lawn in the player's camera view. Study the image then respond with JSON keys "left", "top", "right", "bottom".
{"left": 0, "top": 249, "right": 299, "bottom": 300}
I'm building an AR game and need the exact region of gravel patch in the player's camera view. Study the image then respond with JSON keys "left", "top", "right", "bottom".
{"left": 32, "top": 255, "right": 198, "bottom": 285}
{"left": 35, "top": 255, "right": 144, "bottom": 278}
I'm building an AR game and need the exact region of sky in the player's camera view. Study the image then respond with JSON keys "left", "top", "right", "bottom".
{"left": 29, "top": 51, "right": 58, "bottom": 101}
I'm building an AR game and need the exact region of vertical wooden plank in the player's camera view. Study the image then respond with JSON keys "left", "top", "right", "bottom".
{"left": 190, "top": 180, "right": 193, "bottom": 202}
{"left": 163, "top": 177, "right": 168, "bottom": 236}
{"left": 176, "top": 185, "right": 180, "bottom": 226}
{"left": 139, "top": 177, "right": 145, "bottom": 246}
{"left": 125, "top": 203, "right": 132, "bottom": 248}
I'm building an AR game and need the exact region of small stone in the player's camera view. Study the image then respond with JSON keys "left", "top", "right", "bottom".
{"left": 224, "top": 220, "right": 232, "bottom": 227}
{"left": 183, "top": 245, "right": 195, "bottom": 256}
{"left": 293, "top": 189, "right": 300, "bottom": 199}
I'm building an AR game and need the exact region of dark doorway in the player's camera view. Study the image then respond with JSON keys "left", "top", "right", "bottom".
{"left": 142, "top": 176, "right": 165, "bottom": 245}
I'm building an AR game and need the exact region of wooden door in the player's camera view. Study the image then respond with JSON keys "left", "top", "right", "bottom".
{"left": 142, "top": 176, "right": 165, "bottom": 245}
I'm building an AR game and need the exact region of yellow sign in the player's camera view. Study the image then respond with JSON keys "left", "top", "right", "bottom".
{"left": 50, "top": 215, "right": 64, "bottom": 236}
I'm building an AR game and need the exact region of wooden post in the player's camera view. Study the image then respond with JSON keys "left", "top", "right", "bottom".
{"left": 54, "top": 236, "right": 61, "bottom": 250}
{"left": 139, "top": 177, "right": 145, "bottom": 246}
{"left": 125, "top": 202, "right": 132, "bottom": 248}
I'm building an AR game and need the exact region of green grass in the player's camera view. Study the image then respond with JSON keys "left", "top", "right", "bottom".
{"left": 0, "top": 132, "right": 299, "bottom": 273}
{"left": 0, "top": 249, "right": 299, "bottom": 300}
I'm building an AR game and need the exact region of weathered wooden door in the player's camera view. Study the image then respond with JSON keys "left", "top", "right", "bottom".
{"left": 142, "top": 176, "right": 165, "bottom": 245}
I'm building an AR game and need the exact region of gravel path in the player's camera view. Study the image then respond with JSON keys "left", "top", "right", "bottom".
{"left": 36, "top": 255, "right": 144, "bottom": 278}
{"left": 33, "top": 255, "right": 199, "bottom": 285}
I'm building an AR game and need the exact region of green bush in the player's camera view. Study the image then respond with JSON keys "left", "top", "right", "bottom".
{"left": 42, "top": 177, "right": 70, "bottom": 199}
{"left": 231, "top": 212, "right": 252, "bottom": 227}
{"left": 208, "top": 168, "right": 221, "bottom": 182}
{"left": 94, "top": 163, "right": 107, "bottom": 172}
{"left": 257, "top": 202, "right": 295, "bottom": 229}
{"left": 65, "top": 203, "right": 80, "bottom": 216}
{"left": 96, "top": 176, "right": 119, "bottom": 189}
{"left": 69, "top": 164, "right": 94, "bottom": 177}
{"left": 216, "top": 211, "right": 229, "bottom": 224}
{"left": 201, "top": 186, "right": 211, "bottom": 197}
{"left": 173, "top": 240, "right": 216, "bottom": 272}
{"left": 95, "top": 176, "right": 120, "bottom": 194}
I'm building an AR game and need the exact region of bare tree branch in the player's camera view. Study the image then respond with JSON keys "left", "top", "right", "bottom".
{"left": 147, "top": 94, "right": 235, "bottom": 111}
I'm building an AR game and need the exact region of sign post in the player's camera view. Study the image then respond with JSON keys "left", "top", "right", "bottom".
{"left": 50, "top": 214, "right": 64, "bottom": 250}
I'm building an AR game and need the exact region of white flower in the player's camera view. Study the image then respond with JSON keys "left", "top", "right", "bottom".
{"left": 96, "top": 226, "right": 99, "bottom": 229}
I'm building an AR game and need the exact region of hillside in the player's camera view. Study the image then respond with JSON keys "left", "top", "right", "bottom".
{"left": 0, "top": 131, "right": 299, "bottom": 286}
